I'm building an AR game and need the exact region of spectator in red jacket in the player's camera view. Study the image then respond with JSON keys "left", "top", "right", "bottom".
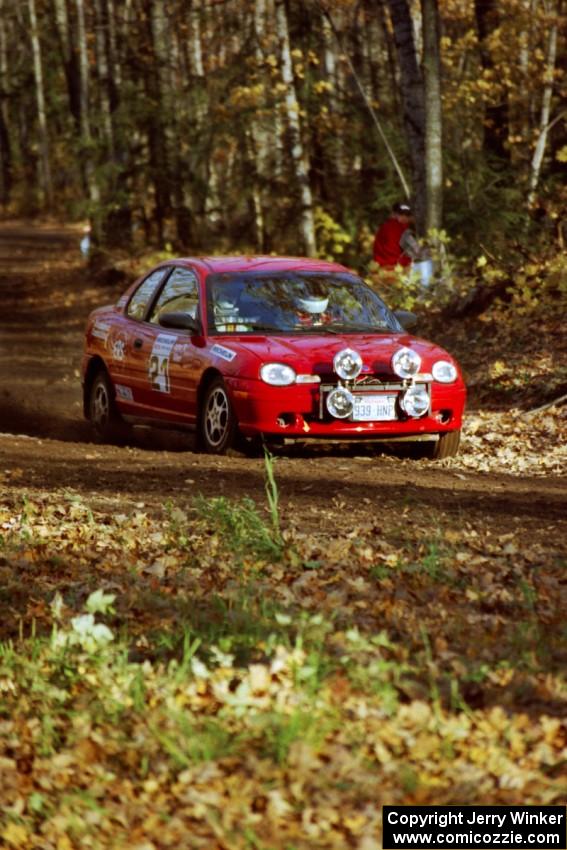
{"left": 374, "top": 200, "right": 430, "bottom": 264}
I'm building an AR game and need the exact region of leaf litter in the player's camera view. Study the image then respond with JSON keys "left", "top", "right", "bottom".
{"left": 0, "top": 463, "right": 566, "bottom": 849}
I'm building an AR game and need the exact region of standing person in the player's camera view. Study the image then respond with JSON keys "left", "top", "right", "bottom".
{"left": 373, "top": 202, "right": 432, "bottom": 287}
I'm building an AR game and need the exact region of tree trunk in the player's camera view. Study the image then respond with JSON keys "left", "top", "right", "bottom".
{"left": 142, "top": 0, "right": 171, "bottom": 246}
{"left": 385, "top": 0, "right": 427, "bottom": 232}
{"left": 93, "top": 0, "right": 115, "bottom": 161}
{"left": 275, "top": 0, "right": 316, "bottom": 256}
{"left": 0, "top": 1, "right": 12, "bottom": 206}
{"left": 474, "top": 0, "right": 510, "bottom": 161}
{"left": 0, "top": 105, "right": 11, "bottom": 208}
{"left": 53, "top": 0, "right": 81, "bottom": 130}
{"left": 106, "top": 0, "right": 122, "bottom": 91}
{"left": 28, "top": 0, "right": 53, "bottom": 208}
{"left": 94, "top": 0, "right": 133, "bottom": 247}
{"left": 53, "top": 0, "right": 70, "bottom": 58}
{"left": 76, "top": 0, "right": 101, "bottom": 239}
{"left": 422, "top": 0, "right": 443, "bottom": 232}
{"left": 518, "top": 0, "right": 539, "bottom": 141}
{"left": 189, "top": 0, "right": 205, "bottom": 78}
{"left": 249, "top": 0, "right": 269, "bottom": 250}
{"left": 528, "top": 0, "right": 561, "bottom": 206}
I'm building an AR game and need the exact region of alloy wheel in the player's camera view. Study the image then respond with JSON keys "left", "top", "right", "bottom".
{"left": 204, "top": 386, "right": 230, "bottom": 448}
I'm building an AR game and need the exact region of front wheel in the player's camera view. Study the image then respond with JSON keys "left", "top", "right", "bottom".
{"left": 198, "top": 378, "right": 237, "bottom": 454}
{"left": 88, "top": 369, "right": 127, "bottom": 442}
{"left": 408, "top": 429, "right": 461, "bottom": 460}
{"left": 433, "top": 429, "right": 461, "bottom": 459}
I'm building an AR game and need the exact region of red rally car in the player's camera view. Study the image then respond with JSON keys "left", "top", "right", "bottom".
{"left": 82, "top": 256, "right": 466, "bottom": 458}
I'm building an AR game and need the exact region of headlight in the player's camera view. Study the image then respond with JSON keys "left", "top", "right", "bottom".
{"left": 392, "top": 347, "right": 421, "bottom": 378}
{"left": 333, "top": 348, "right": 363, "bottom": 381}
{"left": 432, "top": 360, "right": 457, "bottom": 383}
{"left": 400, "top": 385, "right": 430, "bottom": 417}
{"left": 260, "top": 363, "right": 296, "bottom": 386}
{"left": 326, "top": 387, "right": 354, "bottom": 419}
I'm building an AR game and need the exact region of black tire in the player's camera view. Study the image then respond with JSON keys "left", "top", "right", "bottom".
{"left": 407, "top": 429, "right": 461, "bottom": 460}
{"left": 198, "top": 378, "right": 237, "bottom": 454}
{"left": 433, "top": 429, "right": 461, "bottom": 459}
{"left": 88, "top": 369, "right": 127, "bottom": 442}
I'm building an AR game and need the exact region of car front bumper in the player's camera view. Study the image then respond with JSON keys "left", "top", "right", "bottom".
{"left": 228, "top": 378, "right": 466, "bottom": 439}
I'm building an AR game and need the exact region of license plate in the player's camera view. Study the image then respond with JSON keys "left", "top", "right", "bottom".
{"left": 352, "top": 394, "right": 397, "bottom": 421}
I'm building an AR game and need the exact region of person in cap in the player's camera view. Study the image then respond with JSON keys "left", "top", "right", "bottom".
{"left": 373, "top": 201, "right": 425, "bottom": 269}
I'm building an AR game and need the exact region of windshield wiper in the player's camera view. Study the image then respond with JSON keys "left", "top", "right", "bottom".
{"left": 325, "top": 321, "right": 389, "bottom": 333}
{"left": 248, "top": 323, "right": 341, "bottom": 334}
{"left": 245, "top": 322, "right": 284, "bottom": 332}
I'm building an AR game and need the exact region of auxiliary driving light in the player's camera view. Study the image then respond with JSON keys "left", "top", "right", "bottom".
{"left": 400, "top": 385, "right": 430, "bottom": 417}
{"left": 326, "top": 387, "right": 354, "bottom": 419}
{"left": 392, "top": 347, "right": 421, "bottom": 378}
{"left": 432, "top": 360, "right": 458, "bottom": 383}
{"left": 333, "top": 348, "right": 363, "bottom": 381}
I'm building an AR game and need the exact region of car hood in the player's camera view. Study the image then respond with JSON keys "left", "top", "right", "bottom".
{"left": 225, "top": 332, "right": 459, "bottom": 379}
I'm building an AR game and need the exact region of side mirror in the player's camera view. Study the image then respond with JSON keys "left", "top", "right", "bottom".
{"left": 158, "top": 311, "right": 202, "bottom": 334}
{"left": 394, "top": 310, "right": 418, "bottom": 331}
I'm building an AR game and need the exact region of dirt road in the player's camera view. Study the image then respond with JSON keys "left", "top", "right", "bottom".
{"left": 0, "top": 221, "right": 565, "bottom": 547}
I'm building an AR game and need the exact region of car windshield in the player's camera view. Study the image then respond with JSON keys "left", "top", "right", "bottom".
{"left": 206, "top": 271, "right": 402, "bottom": 335}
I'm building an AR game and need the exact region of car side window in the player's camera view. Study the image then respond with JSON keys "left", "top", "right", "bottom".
{"left": 127, "top": 270, "right": 167, "bottom": 321}
{"left": 148, "top": 267, "right": 199, "bottom": 324}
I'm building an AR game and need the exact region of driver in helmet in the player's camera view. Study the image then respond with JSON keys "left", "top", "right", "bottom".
{"left": 293, "top": 293, "right": 332, "bottom": 327}
{"left": 214, "top": 291, "right": 249, "bottom": 332}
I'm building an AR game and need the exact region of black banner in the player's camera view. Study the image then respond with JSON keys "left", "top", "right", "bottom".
{"left": 383, "top": 806, "right": 567, "bottom": 849}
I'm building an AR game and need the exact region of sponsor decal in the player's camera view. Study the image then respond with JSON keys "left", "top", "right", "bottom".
{"left": 149, "top": 333, "right": 177, "bottom": 393}
{"left": 115, "top": 384, "right": 134, "bottom": 402}
{"left": 211, "top": 343, "right": 236, "bottom": 363}
{"left": 172, "top": 343, "right": 188, "bottom": 364}
{"left": 92, "top": 320, "right": 111, "bottom": 342}
{"left": 111, "top": 338, "right": 126, "bottom": 361}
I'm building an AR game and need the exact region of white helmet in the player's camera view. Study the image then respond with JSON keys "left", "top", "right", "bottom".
{"left": 216, "top": 296, "right": 238, "bottom": 314}
{"left": 296, "top": 295, "right": 329, "bottom": 314}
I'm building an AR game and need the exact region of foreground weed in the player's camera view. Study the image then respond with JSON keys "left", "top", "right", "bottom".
{"left": 263, "top": 445, "right": 282, "bottom": 546}
{"left": 151, "top": 715, "right": 238, "bottom": 766}
{"left": 339, "top": 629, "right": 408, "bottom": 713}
{"left": 192, "top": 446, "right": 284, "bottom": 563}
{"left": 259, "top": 709, "right": 333, "bottom": 765}
{"left": 194, "top": 494, "right": 282, "bottom": 562}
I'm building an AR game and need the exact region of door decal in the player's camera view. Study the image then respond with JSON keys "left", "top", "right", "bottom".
{"left": 149, "top": 334, "right": 177, "bottom": 393}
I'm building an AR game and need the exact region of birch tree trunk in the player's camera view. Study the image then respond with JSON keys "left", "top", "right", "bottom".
{"left": 94, "top": 0, "right": 115, "bottom": 159}
{"left": 28, "top": 0, "right": 53, "bottom": 208}
{"left": 249, "top": 0, "right": 269, "bottom": 249}
{"left": 528, "top": 0, "right": 561, "bottom": 206}
{"left": 53, "top": 0, "right": 70, "bottom": 56}
{"left": 189, "top": 0, "right": 205, "bottom": 78}
{"left": 76, "top": 0, "right": 101, "bottom": 238}
{"left": 422, "top": 0, "right": 443, "bottom": 232}
{"left": 107, "top": 0, "right": 122, "bottom": 90}
{"left": 275, "top": 0, "right": 316, "bottom": 256}
{"left": 519, "top": 0, "right": 539, "bottom": 139}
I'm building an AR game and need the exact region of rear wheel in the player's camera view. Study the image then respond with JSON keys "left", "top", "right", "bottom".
{"left": 198, "top": 378, "right": 237, "bottom": 454}
{"left": 88, "top": 370, "right": 127, "bottom": 442}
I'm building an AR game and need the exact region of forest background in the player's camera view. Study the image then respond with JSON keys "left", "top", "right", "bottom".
{"left": 0, "top": 0, "right": 565, "bottom": 268}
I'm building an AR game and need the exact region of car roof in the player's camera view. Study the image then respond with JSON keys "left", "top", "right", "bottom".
{"left": 166, "top": 256, "right": 354, "bottom": 275}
